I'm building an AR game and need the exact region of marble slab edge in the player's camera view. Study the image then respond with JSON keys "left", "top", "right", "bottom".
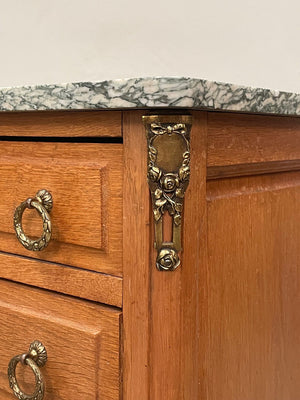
{"left": 0, "top": 77, "right": 300, "bottom": 116}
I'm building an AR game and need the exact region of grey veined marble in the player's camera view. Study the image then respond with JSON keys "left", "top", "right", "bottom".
{"left": 0, "top": 77, "right": 300, "bottom": 115}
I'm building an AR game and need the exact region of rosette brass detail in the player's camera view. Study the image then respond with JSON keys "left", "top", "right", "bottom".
{"left": 143, "top": 115, "right": 192, "bottom": 271}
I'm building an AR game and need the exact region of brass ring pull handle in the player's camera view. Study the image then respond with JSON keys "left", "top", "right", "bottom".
{"left": 8, "top": 340, "right": 48, "bottom": 400}
{"left": 14, "top": 189, "right": 53, "bottom": 251}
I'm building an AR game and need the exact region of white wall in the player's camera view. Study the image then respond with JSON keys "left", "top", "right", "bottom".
{"left": 0, "top": 0, "right": 299, "bottom": 93}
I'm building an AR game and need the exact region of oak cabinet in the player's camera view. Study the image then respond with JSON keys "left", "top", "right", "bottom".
{"left": 0, "top": 110, "right": 299, "bottom": 399}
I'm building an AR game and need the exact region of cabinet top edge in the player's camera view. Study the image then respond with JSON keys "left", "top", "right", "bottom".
{"left": 0, "top": 76, "right": 299, "bottom": 117}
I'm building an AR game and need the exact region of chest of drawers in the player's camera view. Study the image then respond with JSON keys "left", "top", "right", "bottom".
{"left": 0, "top": 108, "right": 299, "bottom": 400}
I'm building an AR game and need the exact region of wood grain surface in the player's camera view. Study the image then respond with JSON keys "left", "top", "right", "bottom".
{"left": 207, "top": 159, "right": 300, "bottom": 180}
{"left": 0, "top": 252, "right": 122, "bottom": 308}
{"left": 0, "top": 280, "right": 121, "bottom": 400}
{"left": 0, "top": 141, "right": 123, "bottom": 276}
{"left": 208, "top": 112, "right": 300, "bottom": 167}
{"left": 122, "top": 111, "right": 207, "bottom": 399}
{"left": 0, "top": 110, "right": 122, "bottom": 137}
{"left": 122, "top": 111, "right": 151, "bottom": 400}
{"left": 149, "top": 111, "right": 208, "bottom": 399}
{"left": 205, "top": 171, "right": 300, "bottom": 400}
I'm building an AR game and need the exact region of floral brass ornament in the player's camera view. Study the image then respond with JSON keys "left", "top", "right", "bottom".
{"left": 143, "top": 115, "right": 192, "bottom": 271}
{"left": 156, "top": 248, "right": 180, "bottom": 271}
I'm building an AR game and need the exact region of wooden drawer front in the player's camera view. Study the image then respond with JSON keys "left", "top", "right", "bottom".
{"left": 0, "top": 142, "right": 123, "bottom": 276}
{"left": 207, "top": 113, "right": 300, "bottom": 178}
{"left": 0, "top": 253, "right": 123, "bottom": 308}
{"left": 0, "top": 280, "right": 121, "bottom": 400}
{"left": 0, "top": 111, "right": 122, "bottom": 137}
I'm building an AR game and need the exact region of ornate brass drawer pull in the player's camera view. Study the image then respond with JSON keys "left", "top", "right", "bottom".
{"left": 143, "top": 115, "right": 192, "bottom": 271}
{"left": 8, "top": 340, "right": 48, "bottom": 400}
{"left": 14, "top": 189, "right": 53, "bottom": 251}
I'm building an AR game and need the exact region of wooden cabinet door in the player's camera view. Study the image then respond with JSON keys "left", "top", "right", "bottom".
{"left": 205, "top": 171, "right": 300, "bottom": 400}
